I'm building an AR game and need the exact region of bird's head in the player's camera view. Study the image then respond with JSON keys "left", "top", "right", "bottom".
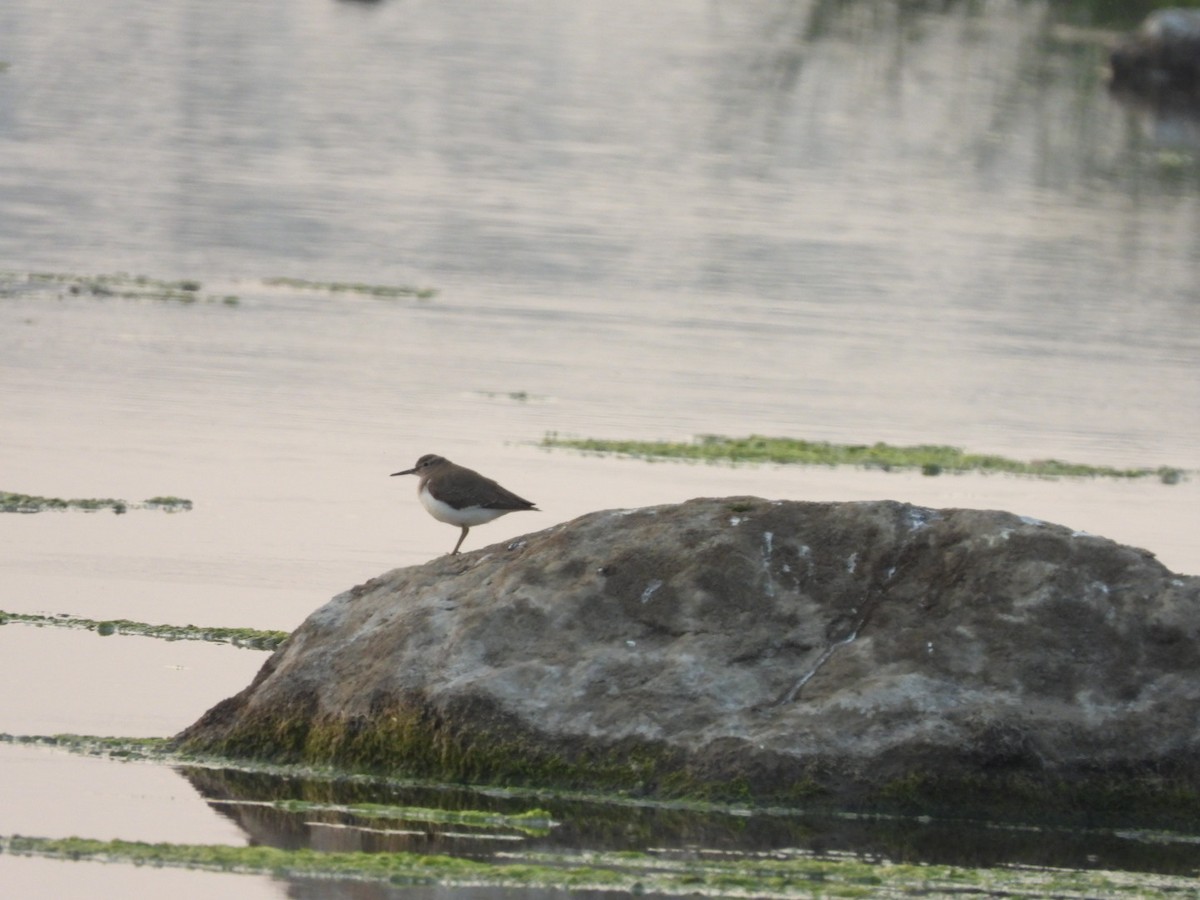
{"left": 391, "top": 454, "right": 447, "bottom": 477}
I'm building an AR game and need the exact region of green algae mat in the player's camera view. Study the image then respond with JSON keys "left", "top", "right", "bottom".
{"left": 541, "top": 434, "right": 1187, "bottom": 482}
{"left": 0, "top": 609, "right": 288, "bottom": 650}
{"left": 0, "top": 491, "right": 193, "bottom": 514}
{"left": 3, "top": 833, "right": 1196, "bottom": 897}
{"left": 1, "top": 270, "right": 435, "bottom": 305}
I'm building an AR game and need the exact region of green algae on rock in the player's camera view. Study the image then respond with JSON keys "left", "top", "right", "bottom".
{"left": 172, "top": 699, "right": 1200, "bottom": 827}
{"left": 541, "top": 433, "right": 1187, "bottom": 482}
{"left": 0, "top": 491, "right": 193, "bottom": 513}
{"left": 177, "top": 701, "right": 713, "bottom": 801}
{"left": 0, "top": 609, "right": 287, "bottom": 650}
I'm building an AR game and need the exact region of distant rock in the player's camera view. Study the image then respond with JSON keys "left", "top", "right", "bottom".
{"left": 1111, "top": 8, "right": 1200, "bottom": 100}
{"left": 177, "top": 497, "right": 1200, "bottom": 821}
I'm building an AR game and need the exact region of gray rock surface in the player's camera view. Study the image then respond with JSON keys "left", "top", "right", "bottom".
{"left": 1111, "top": 8, "right": 1200, "bottom": 99}
{"left": 178, "top": 497, "right": 1200, "bottom": 815}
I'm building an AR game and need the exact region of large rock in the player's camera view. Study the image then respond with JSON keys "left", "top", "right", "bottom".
{"left": 177, "top": 498, "right": 1200, "bottom": 821}
{"left": 1110, "top": 8, "right": 1200, "bottom": 100}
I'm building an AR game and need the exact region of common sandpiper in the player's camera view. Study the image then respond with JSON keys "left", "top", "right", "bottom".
{"left": 391, "top": 454, "right": 539, "bottom": 555}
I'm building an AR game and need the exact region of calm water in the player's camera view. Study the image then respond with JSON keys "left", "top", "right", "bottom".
{"left": 2, "top": 0, "right": 1199, "bottom": 896}
{"left": 2, "top": 0, "right": 1198, "bottom": 460}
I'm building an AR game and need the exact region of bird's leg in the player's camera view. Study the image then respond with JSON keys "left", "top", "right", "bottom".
{"left": 451, "top": 525, "right": 470, "bottom": 555}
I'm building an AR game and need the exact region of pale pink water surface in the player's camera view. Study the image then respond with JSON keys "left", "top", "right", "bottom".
{"left": 1, "top": 0, "right": 1198, "bottom": 895}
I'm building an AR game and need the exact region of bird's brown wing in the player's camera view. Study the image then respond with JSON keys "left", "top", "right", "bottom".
{"left": 439, "top": 470, "right": 537, "bottom": 511}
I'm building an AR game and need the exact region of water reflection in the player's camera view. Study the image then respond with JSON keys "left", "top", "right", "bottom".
{"left": 285, "top": 882, "right": 633, "bottom": 900}
{"left": 181, "top": 765, "right": 1200, "bottom": 878}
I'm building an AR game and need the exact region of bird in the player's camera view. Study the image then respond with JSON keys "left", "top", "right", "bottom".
{"left": 391, "top": 454, "right": 539, "bottom": 555}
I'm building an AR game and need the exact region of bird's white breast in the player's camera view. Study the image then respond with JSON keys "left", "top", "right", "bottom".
{"left": 419, "top": 485, "right": 510, "bottom": 527}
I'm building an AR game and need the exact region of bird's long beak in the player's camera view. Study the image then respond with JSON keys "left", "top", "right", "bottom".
{"left": 391, "top": 468, "right": 416, "bottom": 477}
